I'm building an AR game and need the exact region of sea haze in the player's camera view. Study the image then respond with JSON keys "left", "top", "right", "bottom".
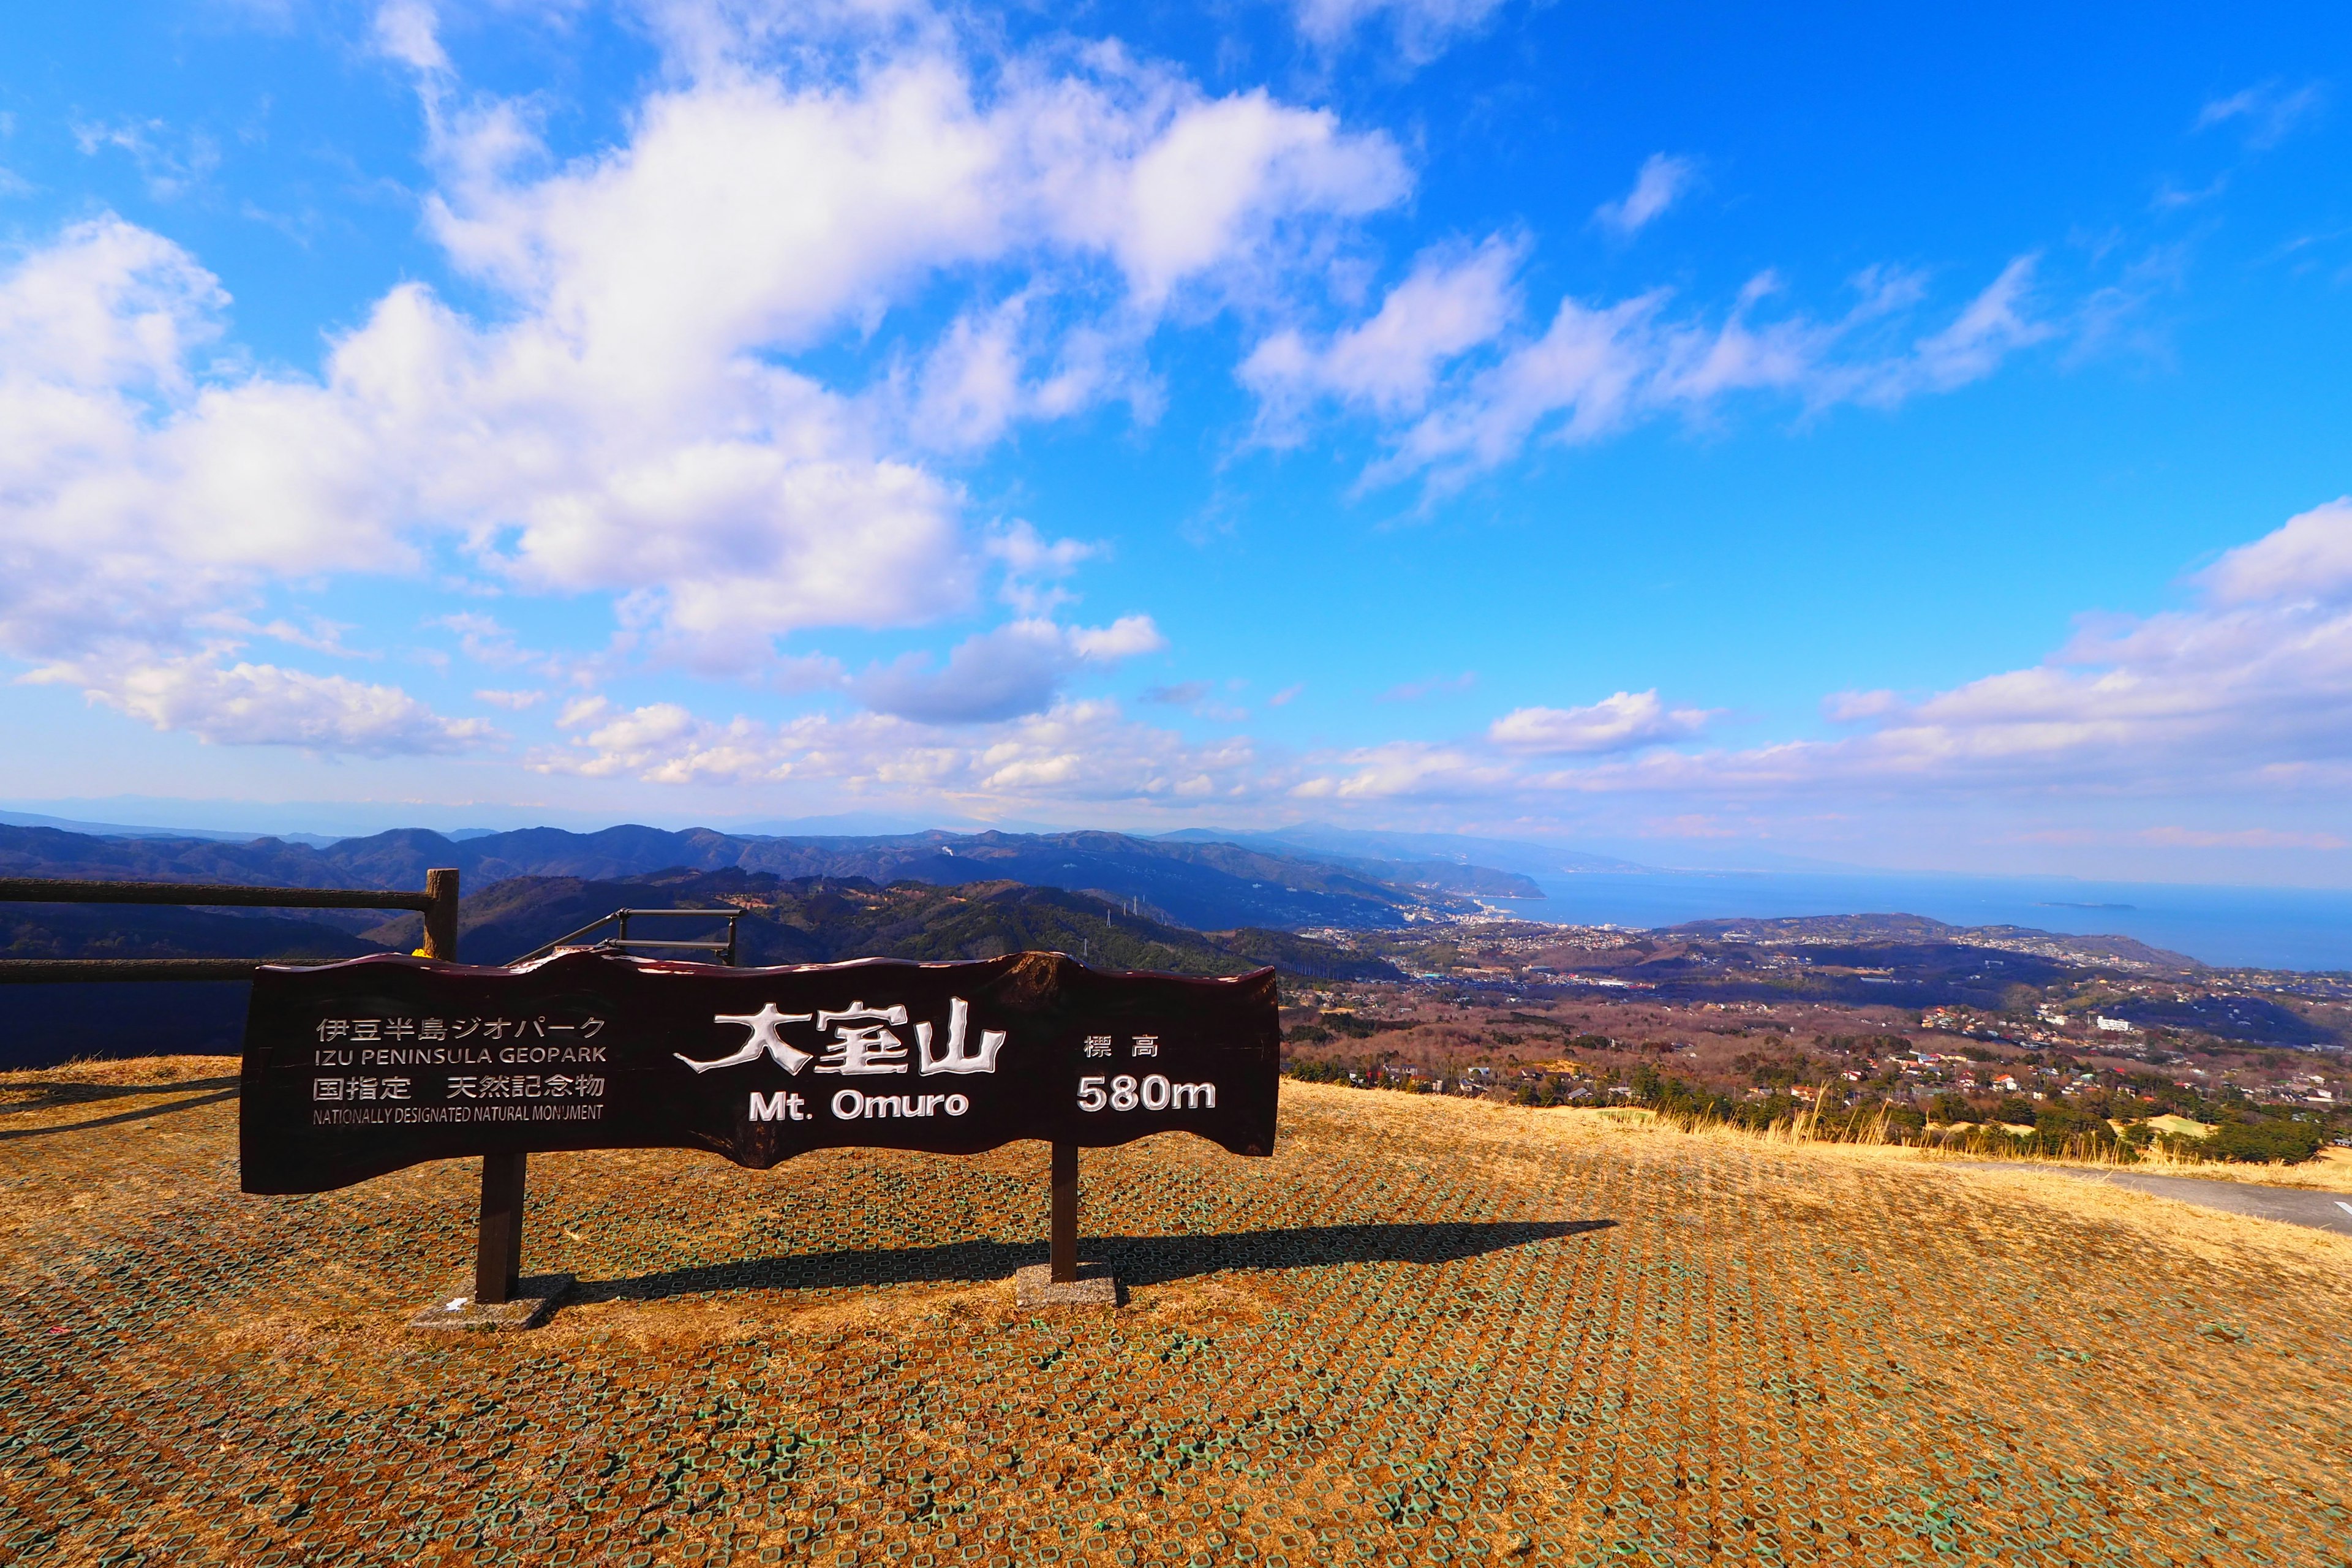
{"left": 1513, "top": 872, "right": 2352, "bottom": 973}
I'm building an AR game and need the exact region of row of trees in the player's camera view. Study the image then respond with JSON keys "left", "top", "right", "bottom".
{"left": 1283, "top": 1054, "right": 2331, "bottom": 1163}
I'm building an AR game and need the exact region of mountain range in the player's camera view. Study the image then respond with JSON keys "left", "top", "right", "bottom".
{"left": 361, "top": 869, "right": 1404, "bottom": 976}
{"left": 0, "top": 860, "right": 1403, "bottom": 1067}
{"left": 0, "top": 817, "right": 1566, "bottom": 1066}
{"left": 0, "top": 821, "right": 1548, "bottom": 931}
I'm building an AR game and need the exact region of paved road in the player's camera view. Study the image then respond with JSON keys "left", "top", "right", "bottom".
{"left": 1967, "top": 1163, "right": 2352, "bottom": 1237}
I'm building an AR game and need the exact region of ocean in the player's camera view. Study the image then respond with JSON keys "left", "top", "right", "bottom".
{"left": 1511, "top": 871, "right": 2352, "bottom": 973}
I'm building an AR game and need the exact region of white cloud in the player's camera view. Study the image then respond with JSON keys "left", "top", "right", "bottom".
{"left": 1593, "top": 154, "right": 1698, "bottom": 238}
{"left": 848, "top": 615, "right": 1165, "bottom": 723}
{"left": 540, "top": 693, "right": 1265, "bottom": 804}
{"left": 1066, "top": 614, "right": 1165, "bottom": 661}
{"left": 907, "top": 298, "right": 1038, "bottom": 451}
{"left": 424, "top": 54, "right": 1404, "bottom": 355}
{"left": 1140, "top": 679, "right": 1248, "bottom": 722}
{"left": 986, "top": 519, "right": 1099, "bottom": 616}
{"left": 1366, "top": 292, "right": 1662, "bottom": 485}
{"left": 1367, "top": 257, "right": 2052, "bottom": 491}
{"left": 481, "top": 499, "right": 2352, "bottom": 840}
{"left": 1291, "top": 740, "right": 1512, "bottom": 801}
{"left": 2195, "top": 81, "right": 2326, "bottom": 148}
{"left": 475, "top": 687, "right": 548, "bottom": 709}
{"left": 1292, "top": 0, "right": 1508, "bottom": 62}
{"left": 0, "top": 218, "right": 263, "bottom": 664}
{"left": 1242, "top": 236, "right": 1519, "bottom": 431}
{"left": 1489, "top": 690, "right": 1711, "bottom": 755}
{"left": 1530, "top": 498, "right": 2352, "bottom": 801}
{"left": 2198, "top": 496, "right": 2352, "bottom": 606}
{"left": 34, "top": 652, "right": 496, "bottom": 755}
{"left": 0, "top": 31, "right": 1409, "bottom": 737}
{"left": 1087, "top": 89, "right": 1409, "bottom": 309}
{"left": 72, "top": 118, "right": 223, "bottom": 202}
{"left": 1850, "top": 256, "right": 2050, "bottom": 404}
{"left": 371, "top": 0, "right": 451, "bottom": 75}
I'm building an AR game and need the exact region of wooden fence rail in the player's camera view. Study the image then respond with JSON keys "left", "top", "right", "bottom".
{"left": 0, "top": 867, "right": 532, "bottom": 1305}
{"left": 0, "top": 869, "right": 460, "bottom": 982}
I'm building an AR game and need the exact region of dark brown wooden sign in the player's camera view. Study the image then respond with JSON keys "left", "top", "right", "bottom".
{"left": 240, "top": 949, "right": 1279, "bottom": 1194}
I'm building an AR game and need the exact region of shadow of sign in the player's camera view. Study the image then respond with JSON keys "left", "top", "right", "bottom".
{"left": 569, "top": 1218, "right": 1614, "bottom": 1306}
{"left": 0, "top": 1077, "right": 241, "bottom": 1142}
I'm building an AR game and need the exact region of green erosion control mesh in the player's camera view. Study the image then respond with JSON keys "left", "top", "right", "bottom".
{"left": 2, "top": 1065, "right": 2348, "bottom": 1567}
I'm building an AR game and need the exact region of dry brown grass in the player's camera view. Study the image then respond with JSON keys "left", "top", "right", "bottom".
{"left": 1525, "top": 1091, "right": 2352, "bottom": 1191}
{"left": 4, "top": 1063, "right": 2350, "bottom": 1568}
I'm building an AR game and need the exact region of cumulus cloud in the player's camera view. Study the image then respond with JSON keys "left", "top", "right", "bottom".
{"left": 2198, "top": 496, "right": 2352, "bottom": 605}
{"left": 1593, "top": 154, "right": 1698, "bottom": 238}
{"left": 0, "top": 22, "right": 1409, "bottom": 740}
{"left": 1488, "top": 690, "right": 1711, "bottom": 755}
{"left": 424, "top": 51, "right": 1406, "bottom": 342}
{"left": 1065, "top": 616, "right": 1166, "bottom": 660}
{"left": 371, "top": 0, "right": 451, "bottom": 75}
{"left": 1291, "top": 740, "right": 1512, "bottom": 801}
{"left": 1242, "top": 236, "right": 1519, "bottom": 432}
{"left": 35, "top": 652, "right": 496, "bottom": 755}
{"left": 0, "top": 219, "right": 279, "bottom": 664}
{"left": 986, "top": 520, "right": 1099, "bottom": 617}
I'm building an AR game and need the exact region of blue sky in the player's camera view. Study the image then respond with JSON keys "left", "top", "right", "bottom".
{"left": 2, "top": 0, "right": 2350, "bottom": 880}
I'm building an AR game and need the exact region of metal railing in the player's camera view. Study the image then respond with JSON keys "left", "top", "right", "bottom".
{"left": 508, "top": 907, "right": 741, "bottom": 967}
{"left": 0, "top": 869, "right": 461, "bottom": 981}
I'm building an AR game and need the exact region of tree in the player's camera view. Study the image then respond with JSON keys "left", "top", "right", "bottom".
{"left": 2206, "top": 1118, "right": 2323, "bottom": 1164}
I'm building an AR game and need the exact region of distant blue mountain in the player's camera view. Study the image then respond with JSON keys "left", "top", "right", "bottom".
{"left": 0, "top": 809, "right": 342, "bottom": 848}
{"left": 1156, "top": 823, "right": 1654, "bottom": 878}
{"left": 0, "top": 821, "right": 1544, "bottom": 933}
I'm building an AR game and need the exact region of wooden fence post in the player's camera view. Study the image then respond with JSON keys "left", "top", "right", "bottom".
{"left": 1050, "top": 1142, "right": 1079, "bottom": 1283}
{"left": 421, "top": 867, "right": 460, "bottom": 961}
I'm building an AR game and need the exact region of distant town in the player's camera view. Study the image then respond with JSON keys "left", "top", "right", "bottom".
{"left": 1273, "top": 913, "right": 2350, "bottom": 1163}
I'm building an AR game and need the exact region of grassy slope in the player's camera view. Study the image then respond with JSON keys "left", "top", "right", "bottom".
{"left": 3, "top": 1063, "right": 2348, "bottom": 1566}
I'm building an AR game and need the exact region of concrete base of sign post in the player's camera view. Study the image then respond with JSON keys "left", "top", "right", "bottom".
{"left": 409, "top": 1273, "right": 575, "bottom": 1332}
{"left": 1014, "top": 1262, "right": 1120, "bottom": 1308}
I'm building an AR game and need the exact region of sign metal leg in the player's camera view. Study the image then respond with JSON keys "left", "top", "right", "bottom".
{"left": 475, "top": 1152, "right": 527, "bottom": 1305}
{"left": 1017, "top": 1141, "right": 1112, "bottom": 1305}
{"left": 411, "top": 1150, "right": 570, "bottom": 1330}
{"left": 1050, "top": 1141, "right": 1078, "bottom": 1283}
